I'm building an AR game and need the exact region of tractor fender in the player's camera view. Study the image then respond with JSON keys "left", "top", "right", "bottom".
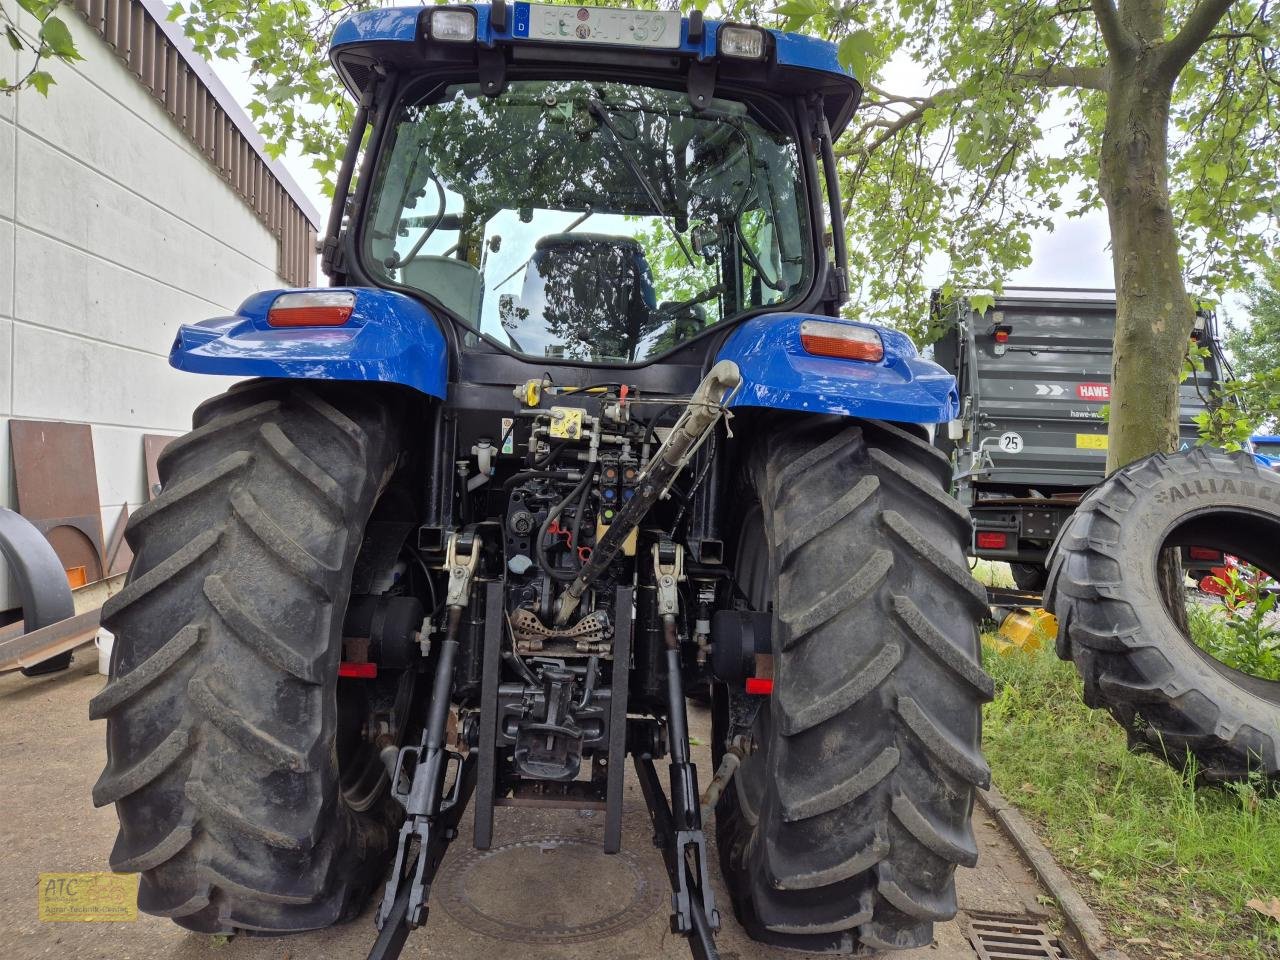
{"left": 714, "top": 314, "right": 959, "bottom": 424}
{"left": 170, "top": 287, "right": 448, "bottom": 400}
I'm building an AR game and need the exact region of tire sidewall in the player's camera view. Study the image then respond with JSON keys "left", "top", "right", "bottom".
{"left": 1097, "top": 459, "right": 1280, "bottom": 710}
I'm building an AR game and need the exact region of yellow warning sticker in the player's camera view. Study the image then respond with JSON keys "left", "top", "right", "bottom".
{"left": 38, "top": 873, "right": 138, "bottom": 922}
{"left": 1075, "top": 433, "right": 1108, "bottom": 450}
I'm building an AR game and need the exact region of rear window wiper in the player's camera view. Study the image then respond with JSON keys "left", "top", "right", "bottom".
{"left": 587, "top": 98, "right": 695, "bottom": 268}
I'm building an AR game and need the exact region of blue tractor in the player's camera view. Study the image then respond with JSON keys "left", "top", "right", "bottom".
{"left": 92, "top": 6, "right": 990, "bottom": 957}
{"left": 1251, "top": 434, "right": 1280, "bottom": 471}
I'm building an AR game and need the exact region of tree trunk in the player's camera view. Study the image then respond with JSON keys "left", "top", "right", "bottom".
{"left": 1098, "top": 60, "right": 1195, "bottom": 473}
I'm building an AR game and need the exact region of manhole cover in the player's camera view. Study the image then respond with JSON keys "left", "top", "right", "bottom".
{"left": 966, "top": 914, "right": 1073, "bottom": 959}
{"left": 437, "top": 835, "right": 662, "bottom": 943}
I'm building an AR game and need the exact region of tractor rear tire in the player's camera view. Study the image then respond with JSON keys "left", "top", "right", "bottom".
{"left": 715, "top": 417, "right": 993, "bottom": 952}
{"left": 1047, "top": 448, "right": 1280, "bottom": 782}
{"left": 1010, "top": 562, "right": 1048, "bottom": 593}
{"left": 91, "top": 380, "right": 404, "bottom": 933}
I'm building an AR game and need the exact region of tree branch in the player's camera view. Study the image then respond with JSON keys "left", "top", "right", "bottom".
{"left": 1159, "top": 0, "right": 1237, "bottom": 80}
{"left": 1207, "top": 29, "right": 1265, "bottom": 42}
{"left": 865, "top": 83, "right": 928, "bottom": 106}
{"left": 1017, "top": 63, "right": 1107, "bottom": 90}
{"left": 862, "top": 93, "right": 947, "bottom": 155}
{"left": 1090, "top": 0, "right": 1135, "bottom": 54}
{"left": 848, "top": 60, "right": 1102, "bottom": 156}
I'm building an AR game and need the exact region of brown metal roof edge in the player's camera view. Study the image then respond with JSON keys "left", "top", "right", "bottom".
{"left": 72, "top": 0, "right": 321, "bottom": 286}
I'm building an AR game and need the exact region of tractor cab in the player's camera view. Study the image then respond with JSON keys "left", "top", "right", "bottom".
{"left": 324, "top": 4, "right": 860, "bottom": 366}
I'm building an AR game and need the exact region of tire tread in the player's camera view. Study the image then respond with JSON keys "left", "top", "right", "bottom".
{"left": 716, "top": 417, "right": 990, "bottom": 951}
{"left": 94, "top": 381, "right": 401, "bottom": 933}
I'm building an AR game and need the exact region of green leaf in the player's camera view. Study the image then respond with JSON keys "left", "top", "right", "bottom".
{"left": 263, "top": 81, "right": 293, "bottom": 104}
{"left": 1204, "top": 162, "right": 1228, "bottom": 185}
{"left": 837, "top": 29, "right": 876, "bottom": 79}
{"left": 40, "top": 16, "right": 80, "bottom": 60}
{"left": 28, "top": 70, "right": 55, "bottom": 95}
{"left": 774, "top": 0, "right": 821, "bottom": 17}
{"left": 969, "top": 293, "right": 995, "bottom": 315}
{"left": 5, "top": 26, "right": 23, "bottom": 51}
{"left": 18, "top": 0, "right": 59, "bottom": 19}
{"left": 774, "top": 0, "right": 821, "bottom": 30}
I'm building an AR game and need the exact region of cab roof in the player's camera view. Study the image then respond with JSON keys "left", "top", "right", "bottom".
{"left": 329, "top": 3, "right": 862, "bottom": 135}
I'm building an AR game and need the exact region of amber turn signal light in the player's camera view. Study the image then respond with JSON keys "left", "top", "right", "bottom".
{"left": 267, "top": 291, "right": 356, "bottom": 327}
{"left": 799, "top": 320, "right": 884, "bottom": 362}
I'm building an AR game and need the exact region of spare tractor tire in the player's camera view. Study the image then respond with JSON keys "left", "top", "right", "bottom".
{"left": 91, "top": 380, "right": 406, "bottom": 933}
{"left": 1047, "top": 448, "right": 1280, "bottom": 782}
{"left": 715, "top": 417, "right": 993, "bottom": 952}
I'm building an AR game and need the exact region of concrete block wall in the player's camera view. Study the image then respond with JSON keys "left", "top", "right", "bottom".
{"left": 0, "top": 11, "right": 301, "bottom": 610}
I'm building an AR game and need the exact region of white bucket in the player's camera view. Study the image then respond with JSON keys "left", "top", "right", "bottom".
{"left": 96, "top": 629, "right": 115, "bottom": 677}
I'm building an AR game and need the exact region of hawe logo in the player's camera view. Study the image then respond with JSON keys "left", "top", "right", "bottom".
{"left": 1076, "top": 383, "right": 1111, "bottom": 402}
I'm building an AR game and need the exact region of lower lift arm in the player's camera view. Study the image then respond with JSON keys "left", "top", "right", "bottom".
{"left": 370, "top": 533, "right": 481, "bottom": 957}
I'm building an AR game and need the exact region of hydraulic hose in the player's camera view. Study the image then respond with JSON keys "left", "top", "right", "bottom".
{"left": 536, "top": 467, "right": 594, "bottom": 583}
{"left": 553, "top": 360, "right": 741, "bottom": 624}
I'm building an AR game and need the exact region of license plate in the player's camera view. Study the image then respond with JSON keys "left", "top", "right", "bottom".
{"left": 511, "top": 3, "right": 681, "bottom": 49}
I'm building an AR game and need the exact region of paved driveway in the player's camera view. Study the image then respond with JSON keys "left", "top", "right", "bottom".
{"left": 0, "top": 656, "right": 1071, "bottom": 960}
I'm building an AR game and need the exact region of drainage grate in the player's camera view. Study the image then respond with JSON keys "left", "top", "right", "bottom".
{"left": 966, "top": 914, "right": 1072, "bottom": 960}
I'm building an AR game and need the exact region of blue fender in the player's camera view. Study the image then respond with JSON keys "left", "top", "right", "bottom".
{"left": 169, "top": 288, "right": 449, "bottom": 400}
{"left": 715, "top": 314, "right": 959, "bottom": 424}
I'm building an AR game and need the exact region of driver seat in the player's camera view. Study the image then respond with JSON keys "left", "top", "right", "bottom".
{"left": 509, "top": 233, "right": 658, "bottom": 359}
{"left": 400, "top": 256, "right": 485, "bottom": 328}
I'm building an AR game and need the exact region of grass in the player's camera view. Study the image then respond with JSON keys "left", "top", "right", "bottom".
{"left": 972, "top": 558, "right": 1016, "bottom": 589}
{"left": 982, "top": 636, "right": 1280, "bottom": 958}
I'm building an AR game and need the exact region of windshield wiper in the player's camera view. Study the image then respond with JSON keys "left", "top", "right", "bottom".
{"left": 587, "top": 98, "right": 695, "bottom": 268}
{"left": 655, "top": 283, "right": 723, "bottom": 317}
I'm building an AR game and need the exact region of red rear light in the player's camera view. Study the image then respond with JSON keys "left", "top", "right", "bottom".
{"left": 994, "top": 329, "right": 1010, "bottom": 344}
{"left": 976, "top": 531, "right": 1008, "bottom": 550}
{"left": 338, "top": 662, "right": 377, "bottom": 679}
{"left": 799, "top": 320, "right": 884, "bottom": 362}
{"left": 745, "top": 677, "right": 773, "bottom": 696}
{"left": 268, "top": 291, "right": 355, "bottom": 327}
{"left": 1188, "top": 547, "right": 1223, "bottom": 562}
